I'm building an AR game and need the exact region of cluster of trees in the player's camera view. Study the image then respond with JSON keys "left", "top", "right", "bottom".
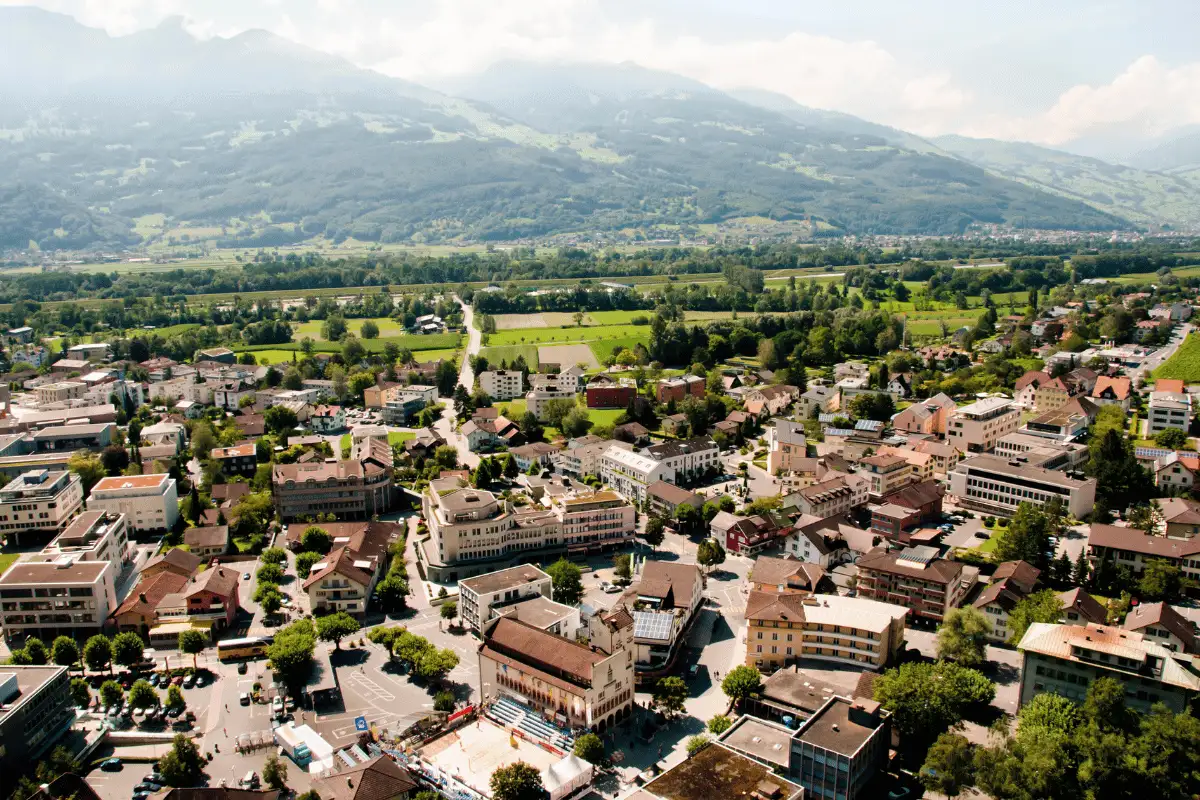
{"left": 921, "top": 678, "right": 1200, "bottom": 800}
{"left": 365, "top": 626, "right": 459, "bottom": 681}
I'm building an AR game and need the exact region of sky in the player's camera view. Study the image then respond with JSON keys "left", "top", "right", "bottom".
{"left": 5, "top": 0, "right": 1200, "bottom": 150}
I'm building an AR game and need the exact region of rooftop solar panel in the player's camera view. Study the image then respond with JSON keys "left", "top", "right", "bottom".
{"left": 633, "top": 610, "right": 674, "bottom": 642}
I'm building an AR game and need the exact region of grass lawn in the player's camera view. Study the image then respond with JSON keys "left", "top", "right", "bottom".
{"left": 0, "top": 552, "right": 18, "bottom": 577}
{"left": 587, "top": 408, "right": 624, "bottom": 429}
{"left": 480, "top": 345, "right": 541, "bottom": 368}
{"left": 496, "top": 399, "right": 528, "bottom": 420}
{"left": 1154, "top": 332, "right": 1200, "bottom": 382}
{"left": 584, "top": 310, "right": 653, "bottom": 325}
{"left": 241, "top": 349, "right": 301, "bottom": 366}
{"left": 340, "top": 431, "right": 414, "bottom": 453}
{"left": 589, "top": 336, "right": 651, "bottom": 363}
{"left": 295, "top": 317, "right": 410, "bottom": 341}
{"left": 234, "top": 332, "right": 460, "bottom": 357}
{"left": 143, "top": 323, "right": 201, "bottom": 337}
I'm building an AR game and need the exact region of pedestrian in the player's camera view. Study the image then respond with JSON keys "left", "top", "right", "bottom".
{"left": 224, "top": 727, "right": 227, "bottom": 737}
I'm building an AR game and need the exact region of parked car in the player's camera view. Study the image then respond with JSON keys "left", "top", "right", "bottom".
{"left": 100, "top": 758, "right": 122, "bottom": 772}
{"left": 182, "top": 674, "right": 195, "bottom": 689}
{"left": 133, "top": 793, "right": 150, "bottom": 800}
{"left": 148, "top": 674, "right": 159, "bottom": 687}
{"left": 238, "top": 662, "right": 248, "bottom": 675}
{"left": 976, "top": 532, "right": 990, "bottom": 540}
{"left": 135, "top": 783, "right": 161, "bottom": 793}
{"left": 239, "top": 692, "right": 250, "bottom": 706}
{"left": 271, "top": 697, "right": 284, "bottom": 715}
{"left": 194, "top": 673, "right": 207, "bottom": 687}
{"left": 171, "top": 675, "right": 184, "bottom": 686}
{"left": 243, "top": 572, "right": 251, "bottom": 580}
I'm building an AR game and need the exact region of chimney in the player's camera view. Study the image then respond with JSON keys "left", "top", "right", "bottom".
{"left": 346, "top": 778, "right": 354, "bottom": 788}
{"left": 139, "top": 593, "right": 147, "bottom": 603}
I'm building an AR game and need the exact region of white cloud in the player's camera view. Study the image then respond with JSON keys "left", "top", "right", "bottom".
{"left": 959, "top": 56, "right": 1200, "bottom": 145}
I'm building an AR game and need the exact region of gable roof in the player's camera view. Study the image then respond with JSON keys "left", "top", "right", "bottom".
{"left": 142, "top": 547, "right": 202, "bottom": 576}
{"left": 1057, "top": 588, "right": 1107, "bottom": 624}
{"left": 750, "top": 555, "right": 827, "bottom": 590}
{"left": 746, "top": 589, "right": 810, "bottom": 623}
{"left": 482, "top": 616, "right": 607, "bottom": 685}
{"left": 186, "top": 566, "right": 240, "bottom": 600}
{"left": 1159, "top": 497, "right": 1200, "bottom": 525}
{"left": 303, "top": 545, "right": 375, "bottom": 589}
{"left": 992, "top": 560, "right": 1041, "bottom": 594}
{"left": 1088, "top": 523, "right": 1200, "bottom": 559}
{"left": 1092, "top": 376, "right": 1132, "bottom": 400}
{"left": 1016, "top": 371, "right": 1051, "bottom": 392}
{"left": 1124, "top": 601, "right": 1197, "bottom": 650}
{"left": 638, "top": 561, "right": 702, "bottom": 608}
{"left": 311, "top": 756, "right": 417, "bottom": 800}
{"left": 114, "top": 571, "right": 189, "bottom": 618}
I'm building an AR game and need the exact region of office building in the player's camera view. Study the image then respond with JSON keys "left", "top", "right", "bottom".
{"left": 0, "top": 666, "right": 74, "bottom": 774}
{"left": 272, "top": 458, "right": 392, "bottom": 521}
{"left": 458, "top": 564, "right": 553, "bottom": 633}
{"left": 0, "top": 558, "right": 117, "bottom": 641}
{"left": 1148, "top": 390, "right": 1194, "bottom": 435}
{"left": 745, "top": 591, "right": 908, "bottom": 671}
{"left": 37, "top": 510, "right": 129, "bottom": 566}
{"left": 948, "top": 454, "right": 1097, "bottom": 518}
{"left": 88, "top": 473, "right": 178, "bottom": 532}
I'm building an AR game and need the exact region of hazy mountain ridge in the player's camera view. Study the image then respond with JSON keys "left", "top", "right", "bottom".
{"left": 933, "top": 134, "right": 1200, "bottom": 230}
{"left": 0, "top": 7, "right": 1137, "bottom": 251}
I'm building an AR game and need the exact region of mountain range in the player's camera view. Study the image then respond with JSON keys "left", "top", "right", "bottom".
{"left": 0, "top": 6, "right": 1196, "bottom": 252}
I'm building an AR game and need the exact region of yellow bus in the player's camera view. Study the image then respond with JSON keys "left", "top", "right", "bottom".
{"left": 217, "top": 636, "right": 271, "bottom": 661}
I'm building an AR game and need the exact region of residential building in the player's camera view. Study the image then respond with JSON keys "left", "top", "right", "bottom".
{"left": 182, "top": 525, "right": 230, "bottom": 558}
{"left": 555, "top": 437, "right": 631, "bottom": 478}
{"left": 868, "top": 480, "right": 945, "bottom": 542}
{"left": 973, "top": 560, "right": 1041, "bottom": 643}
{"left": 478, "top": 615, "right": 634, "bottom": 731}
{"left": 1091, "top": 376, "right": 1133, "bottom": 411}
{"left": 856, "top": 454, "right": 913, "bottom": 499}
{"left": 508, "top": 442, "right": 562, "bottom": 473}
{"left": 211, "top": 443, "right": 258, "bottom": 477}
{"left": 856, "top": 545, "right": 973, "bottom": 623}
{"left": 310, "top": 405, "right": 346, "bottom": 433}
{"left": 725, "top": 513, "right": 793, "bottom": 555}
{"left": 478, "top": 370, "right": 525, "bottom": 401}
{"left": 1017, "top": 622, "right": 1200, "bottom": 713}
{"left": 1058, "top": 587, "right": 1107, "bottom": 625}
{"left": 646, "top": 480, "right": 704, "bottom": 518}
{"left": 460, "top": 415, "right": 521, "bottom": 452}
{"left": 781, "top": 515, "right": 862, "bottom": 568}
{"left": 458, "top": 564, "right": 552, "bottom": 633}
{"left": 88, "top": 473, "right": 179, "bottom": 532}
{"left": 0, "top": 559, "right": 117, "bottom": 641}
{"left": 584, "top": 374, "right": 636, "bottom": 409}
{"left": 66, "top": 343, "right": 110, "bottom": 362}
{"left": 1124, "top": 602, "right": 1199, "bottom": 654}
{"left": 112, "top": 571, "right": 189, "bottom": 635}
{"left": 745, "top": 591, "right": 908, "bottom": 671}
{"left": 496, "top": 595, "right": 581, "bottom": 640}
{"left": 655, "top": 375, "right": 705, "bottom": 404}
{"left": 6, "top": 326, "right": 32, "bottom": 344}
{"left": 798, "top": 385, "right": 836, "bottom": 417}
{"left": 744, "top": 384, "right": 800, "bottom": 417}
{"left": 768, "top": 419, "right": 812, "bottom": 478}
{"left": 749, "top": 555, "right": 831, "bottom": 595}
{"left": 948, "top": 454, "right": 1097, "bottom": 518}
{"left": 645, "top": 436, "right": 720, "bottom": 483}
{"left": 311, "top": 756, "right": 418, "bottom": 800}
{"left": 272, "top": 458, "right": 392, "bottom": 521}
{"left": 1021, "top": 397, "right": 1094, "bottom": 442}
{"left": 661, "top": 413, "right": 689, "bottom": 437}
{"left": 37, "top": 510, "right": 129, "bottom": 566}
{"left": 211, "top": 380, "right": 255, "bottom": 410}
{"left": 946, "top": 397, "right": 1021, "bottom": 453}
{"left": 613, "top": 421, "right": 652, "bottom": 445}
{"left": 782, "top": 473, "right": 870, "bottom": 518}
{"left": 0, "top": 666, "right": 75, "bottom": 775}
{"left": 1148, "top": 390, "right": 1193, "bottom": 435}
{"left": 140, "top": 547, "right": 202, "bottom": 580}
{"left": 625, "top": 560, "right": 704, "bottom": 669}
{"left": 871, "top": 445, "right": 934, "bottom": 483}
{"left": 909, "top": 438, "right": 961, "bottom": 476}
{"left": 1154, "top": 452, "right": 1196, "bottom": 491}
{"left": 891, "top": 393, "right": 955, "bottom": 435}
{"left": 599, "top": 447, "right": 669, "bottom": 503}
{"left": 1160, "top": 497, "right": 1200, "bottom": 538}
{"left": 0, "top": 470, "right": 84, "bottom": 544}
{"left": 555, "top": 491, "right": 636, "bottom": 553}
{"left": 1087, "top": 523, "right": 1200, "bottom": 580}
{"left": 151, "top": 565, "right": 241, "bottom": 642}
{"left": 303, "top": 546, "right": 379, "bottom": 617}
{"left": 527, "top": 386, "right": 577, "bottom": 420}
{"left": 787, "top": 697, "right": 890, "bottom": 800}
{"left": 35, "top": 382, "right": 86, "bottom": 405}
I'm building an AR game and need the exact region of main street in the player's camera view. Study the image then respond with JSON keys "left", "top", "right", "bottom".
{"left": 432, "top": 295, "right": 482, "bottom": 470}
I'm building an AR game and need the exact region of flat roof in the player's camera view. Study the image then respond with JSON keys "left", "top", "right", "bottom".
{"left": 0, "top": 665, "right": 68, "bottom": 720}
{"left": 92, "top": 473, "right": 170, "bottom": 492}
{"left": 955, "top": 454, "right": 1094, "bottom": 488}
{"left": 0, "top": 559, "right": 108, "bottom": 584}
{"left": 643, "top": 742, "right": 802, "bottom": 800}
{"left": 796, "top": 696, "right": 882, "bottom": 756}
{"left": 459, "top": 564, "right": 550, "bottom": 595}
{"left": 720, "top": 717, "right": 792, "bottom": 768}
{"left": 954, "top": 396, "right": 1014, "bottom": 417}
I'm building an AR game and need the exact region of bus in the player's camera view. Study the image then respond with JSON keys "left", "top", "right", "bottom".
{"left": 217, "top": 636, "right": 272, "bottom": 661}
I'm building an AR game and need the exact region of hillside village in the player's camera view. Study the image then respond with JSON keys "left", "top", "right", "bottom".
{"left": 6, "top": 263, "right": 1200, "bottom": 800}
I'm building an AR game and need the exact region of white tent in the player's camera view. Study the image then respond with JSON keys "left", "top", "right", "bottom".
{"left": 541, "top": 753, "right": 594, "bottom": 800}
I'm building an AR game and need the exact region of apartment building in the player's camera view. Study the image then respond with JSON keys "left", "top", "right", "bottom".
{"left": 1086, "top": 523, "right": 1200, "bottom": 580}
{"left": 0, "top": 470, "right": 84, "bottom": 544}
{"left": 526, "top": 386, "right": 577, "bottom": 420}
{"left": 599, "top": 446, "right": 669, "bottom": 503}
{"left": 946, "top": 397, "right": 1021, "bottom": 453}
{"left": 0, "top": 666, "right": 75, "bottom": 775}
{"left": 646, "top": 480, "right": 705, "bottom": 519}
{"left": 1148, "top": 390, "right": 1194, "bottom": 435}
{"left": 645, "top": 436, "right": 720, "bottom": 482}
{"left": 151, "top": 566, "right": 241, "bottom": 642}
{"left": 210, "top": 443, "right": 258, "bottom": 477}
{"left": 782, "top": 473, "right": 870, "bottom": 518}
{"left": 1018, "top": 622, "right": 1200, "bottom": 713}
{"left": 1124, "top": 602, "right": 1199, "bottom": 654}
{"left": 309, "top": 405, "right": 346, "bottom": 433}
{"left": 88, "top": 473, "right": 179, "bottom": 532}
{"left": 0, "top": 558, "right": 117, "bottom": 641}
{"left": 478, "top": 615, "right": 634, "bottom": 731}
{"left": 625, "top": 560, "right": 704, "bottom": 669}
{"left": 909, "top": 439, "right": 961, "bottom": 476}
{"left": 555, "top": 437, "right": 631, "bottom": 478}
{"left": 272, "top": 458, "right": 392, "bottom": 521}
{"left": 458, "top": 564, "right": 552, "bottom": 633}
{"left": 37, "top": 510, "right": 129, "bottom": 566}
{"left": 855, "top": 545, "right": 973, "bottom": 623}
{"left": 66, "top": 342, "right": 110, "bottom": 362}
{"left": 303, "top": 547, "right": 378, "bottom": 618}
{"left": 35, "top": 382, "right": 86, "bottom": 405}
{"left": 528, "top": 365, "right": 585, "bottom": 394}
{"left": 873, "top": 445, "right": 935, "bottom": 483}
{"left": 585, "top": 374, "right": 637, "bottom": 409}
{"left": 655, "top": 374, "right": 705, "bottom": 404}
{"left": 948, "top": 454, "right": 1097, "bottom": 518}
{"left": 856, "top": 454, "right": 914, "bottom": 499}
{"left": 891, "top": 393, "right": 955, "bottom": 435}
{"left": 555, "top": 490, "right": 636, "bottom": 553}
{"left": 478, "top": 370, "right": 525, "bottom": 401}
{"left": 768, "top": 419, "right": 812, "bottom": 477}
{"left": 745, "top": 591, "right": 908, "bottom": 671}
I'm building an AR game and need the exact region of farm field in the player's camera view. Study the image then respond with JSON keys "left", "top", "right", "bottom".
{"left": 479, "top": 345, "right": 541, "bottom": 368}
{"left": 486, "top": 323, "right": 648, "bottom": 347}
{"left": 539, "top": 343, "right": 599, "bottom": 370}
{"left": 295, "top": 317, "right": 410, "bottom": 340}
{"left": 1154, "top": 332, "right": 1200, "bottom": 382}
{"left": 232, "top": 332, "right": 460, "bottom": 356}
{"left": 904, "top": 316, "right": 976, "bottom": 337}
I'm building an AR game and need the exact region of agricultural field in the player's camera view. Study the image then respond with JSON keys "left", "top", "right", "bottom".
{"left": 1154, "top": 333, "right": 1200, "bottom": 382}
{"left": 539, "top": 343, "right": 599, "bottom": 370}
{"left": 486, "top": 323, "right": 648, "bottom": 347}
{"left": 233, "top": 332, "right": 460, "bottom": 357}
{"left": 295, "top": 317, "right": 410, "bottom": 340}
{"left": 479, "top": 345, "right": 541, "bottom": 368}
{"left": 144, "top": 323, "right": 202, "bottom": 337}
{"left": 904, "top": 317, "right": 976, "bottom": 337}
{"left": 238, "top": 349, "right": 299, "bottom": 366}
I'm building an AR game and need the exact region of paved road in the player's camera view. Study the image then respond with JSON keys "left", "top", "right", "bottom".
{"left": 1132, "top": 322, "right": 1191, "bottom": 382}
{"left": 432, "top": 295, "right": 482, "bottom": 470}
